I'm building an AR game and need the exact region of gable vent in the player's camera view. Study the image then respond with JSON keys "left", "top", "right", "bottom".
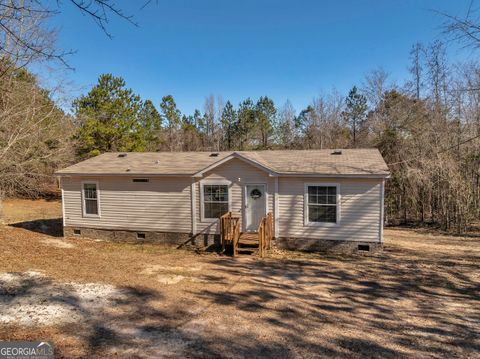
{"left": 118, "top": 153, "right": 127, "bottom": 158}
{"left": 331, "top": 150, "right": 342, "bottom": 155}
{"left": 210, "top": 152, "right": 219, "bottom": 157}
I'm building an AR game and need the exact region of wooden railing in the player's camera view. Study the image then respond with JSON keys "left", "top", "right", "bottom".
{"left": 258, "top": 212, "right": 273, "bottom": 258}
{"left": 220, "top": 212, "right": 241, "bottom": 256}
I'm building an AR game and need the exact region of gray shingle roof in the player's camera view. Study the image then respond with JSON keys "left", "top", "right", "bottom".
{"left": 55, "top": 149, "right": 390, "bottom": 177}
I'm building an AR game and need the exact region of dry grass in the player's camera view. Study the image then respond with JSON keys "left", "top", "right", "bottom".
{"left": 0, "top": 199, "right": 479, "bottom": 358}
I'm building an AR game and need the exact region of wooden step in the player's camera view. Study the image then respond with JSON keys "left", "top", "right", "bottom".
{"left": 236, "top": 247, "right": 258, "bottom": 255}
{"left": 238, "top": 238, "right": 259, "bottom": 248}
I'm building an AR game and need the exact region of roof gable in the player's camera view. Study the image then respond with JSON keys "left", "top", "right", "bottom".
{"left": 193, "top": 152, "right": 276, "bottom": 177}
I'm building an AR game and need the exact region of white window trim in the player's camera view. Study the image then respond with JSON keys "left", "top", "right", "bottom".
{"left": 304, "top": 182, "right": 341, "bottom": 227}
{"left": 243, "top": 183, "right": 268, "bottom": 232}
{"left": 81, "top": 180, "right": 101, "bottom": 218}
{"left": 60, "top": 177, "right": 66, "bottom": 227}
{"left": 200, "top": 179, "right": 232, "bottom": 223}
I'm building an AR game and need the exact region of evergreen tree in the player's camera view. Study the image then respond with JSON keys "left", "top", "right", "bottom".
{"left": 220, "top": 101, "right": 237, "bottom": 150}
{"left": 342, "top": 86, "right": 368, "bottom": 147}
{"left": 139, "top": 99, "right": 162, "bottom": 151}
{"left": 159, "top": 95, "right": 182, "bottom": 151}
{"left": 255, "top": 96, "right": 276, "bottom": 148}
{"left": 193, "top": 109, "right": 203, "bottom": 129}
{"left": 73, "top": 74, "right": 144, "bottom": 158}
{"left": 181, "top": 114, "right": 202, "bottom": 151}
{"left": 236, "top": 98, "right": 256, "bottom": 150}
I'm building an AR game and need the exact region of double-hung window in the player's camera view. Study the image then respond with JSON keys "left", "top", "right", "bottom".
{"left": 83, "top": 182, "right": 100, "bottom": 217}
{"left": 202, "top": 184, "right": 229, "bottom": 220}
{"left": 305, "top": 184, "right": 339, "bottom": 224}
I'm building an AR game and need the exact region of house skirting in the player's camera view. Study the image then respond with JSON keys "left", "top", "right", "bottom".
{"left": 275, "top": 237, "right": 383, "bottom": 254}
{"left": 63, "top": 226, "right": 219, "bottom": 248}
{"left": 64, "top": 226, "right": 382, "bottom": 254}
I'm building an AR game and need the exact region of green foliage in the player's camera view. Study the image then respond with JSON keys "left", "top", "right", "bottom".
{"left": 159, "top": 95, "right": 181, "bottom": 129}
{"left": 139, "top": 100, "right": 162, "bottom": 151}
{"left": 159, "top": 95, "right": 182, "bottom": 151}
{"left": 255, "top": 96, "right": 276, "bottom": 148}
{"left": 295, "top": 105, "right": 314, "bottom": 132}
{"left": 221, "top": 101, "right": 237, "bottom": 150}
{"left": 236, "top": 98, "right": 256, "bottom": 150}
{"left": 342, "top": 86, "right": 368, "bottom": 146}
{"left": 73, "top": 74, "right": 145, "bottom": 158}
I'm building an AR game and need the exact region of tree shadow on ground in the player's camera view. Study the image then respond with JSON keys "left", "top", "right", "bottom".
{"left": 0, "top": 232, "right": 479, "bottom": 358}
{"left": 9, "top": 218, "right": 63, "bottom": 237}
{"left": 192, "top": 242, "right": 480, "bottom": 358}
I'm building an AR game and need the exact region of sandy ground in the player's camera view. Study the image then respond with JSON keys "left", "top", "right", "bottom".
{"left": 0, "top": 199, "right": 479, "bottom": 358}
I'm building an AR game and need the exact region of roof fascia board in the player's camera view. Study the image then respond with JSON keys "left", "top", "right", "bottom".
{"left": 277, "top": 173, "right": 390, "bottom": 179}
{"left": 56, "top": 172, "right": 390, "bottom": 179}
{"left": 55, "top": 173, "right": 193, "bottom": 177}
{"left": 193, "top": 152, "right": 277, "bottom": 177}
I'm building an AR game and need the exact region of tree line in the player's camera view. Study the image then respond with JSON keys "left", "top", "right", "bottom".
{"left": 0, "top": 1, "right": 478, "bottom": 233}
{"left": 72, "top": 76, "right": 373, "bottom": 156}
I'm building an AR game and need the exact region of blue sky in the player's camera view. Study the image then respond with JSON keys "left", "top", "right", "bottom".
{"left": 46, "top": 0, "right": 473, "bottom": 114}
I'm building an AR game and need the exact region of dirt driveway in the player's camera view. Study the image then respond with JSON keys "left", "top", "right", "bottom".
{"left": 0, "top": 199, "right": 479, "bottom": 358}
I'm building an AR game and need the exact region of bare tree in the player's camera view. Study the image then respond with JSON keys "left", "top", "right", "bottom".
{"left": 0, "top": 68, "right": 74, "bottom": 197}
{"left": 362, "top": 67, "right": 392, "bottom": 107}
{"left": 438, "top": 0, "right": 480, "bottom": 50}
{"left": 425, "top": 41, "right": 449, "bottom": 109}
{"left": 203, "top": 95, "right": 215, "bottom": 150}
{"left": 0, "top": 0, "right": 138, "bottom": 73}
{"left": 276, "top": 100, "right": 296, "bottom": 148}
{"left": 407, "top": 43, "right": 424, "bottom": 99}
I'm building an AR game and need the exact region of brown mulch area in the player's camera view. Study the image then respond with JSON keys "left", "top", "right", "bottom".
{"left": 0, "top": 199, "right": 479, "bottom": 358}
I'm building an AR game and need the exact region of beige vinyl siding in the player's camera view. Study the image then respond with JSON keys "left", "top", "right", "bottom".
{"left": 195, "top": 158, "right": 274, "bottom": 235}
{"left": 62, "top": 176, "right": 192, "bottom": 233}
{"left": 278, "top": 177, "right": 382, "bottom": 242}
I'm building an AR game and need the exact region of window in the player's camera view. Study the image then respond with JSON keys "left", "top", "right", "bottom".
{"left": 133, "top": 178, "right": 149, "bottom": 183}
{"left": 202, "top": 184, "right": 229, "bottom": 220}
{"left": 83, "top": 182, "right": 99, "bottom": 216}
{"left": 305, "top": 184, "right": 339, "bottom": 224}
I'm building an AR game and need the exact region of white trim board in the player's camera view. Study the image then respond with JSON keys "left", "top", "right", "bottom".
{"left": 379, "top": 179, "right": 385, "bottom": 242}
{"left": 303, "top": 182, "right": 341, "bottom": 227}
{"left": 191, "top": 178, "right": 197, "bottom": 235}
{"left": 81, "top": 180, "right": 101, "bottom": 219}
{"left": 60, "top": 178, "right": 66, "bottom": 227}
{"left": 274, "top": 176, "right": 279, "bottom": 238}
{"left": 199, "top": 179, "right": 232, "bottom": 223}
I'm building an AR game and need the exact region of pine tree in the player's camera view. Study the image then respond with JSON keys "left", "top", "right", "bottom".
{"left": 73, "top": 74, "right": 144, "bottom": 158}
{"left": 159, "top": 95, "right": 182, "bottom": 151}
{"left": 255, "top": 96, "right": 276, "bottom": 149}
{"left": 342, "top": 86, "right": 368, "bottom": 147}
{"left": 220, "top": 101, "right": 237, "bottom": 150}
{"left": 236, "top": 98, "right": 256, "bottom": 150}
{"left": 139, "top": 100, "right": 162, "bottom": 151}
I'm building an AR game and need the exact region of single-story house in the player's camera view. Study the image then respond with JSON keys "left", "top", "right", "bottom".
{"left": 55, "top": 149, "right": 390, "bottom": 254}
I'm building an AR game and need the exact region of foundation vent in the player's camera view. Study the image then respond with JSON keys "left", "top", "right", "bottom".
{"left": 358, "top": 244, "right": 370, "bottom": 252}
{"left": 137, "top": 232, "right": 146, "bottom": 239}
{"left": 73, "top": 229, "right": 81, "bottom": 236}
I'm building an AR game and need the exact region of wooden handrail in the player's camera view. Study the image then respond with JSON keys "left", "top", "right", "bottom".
{"left": 258, "top": 212, "right": 273, "bottom": 258}
{"left": 220, "top": 212, "right": 241, "bottom": 256}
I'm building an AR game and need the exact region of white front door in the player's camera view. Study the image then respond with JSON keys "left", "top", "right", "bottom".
{"left": 245, "top": 184, "right": 267, "bottom": 232}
